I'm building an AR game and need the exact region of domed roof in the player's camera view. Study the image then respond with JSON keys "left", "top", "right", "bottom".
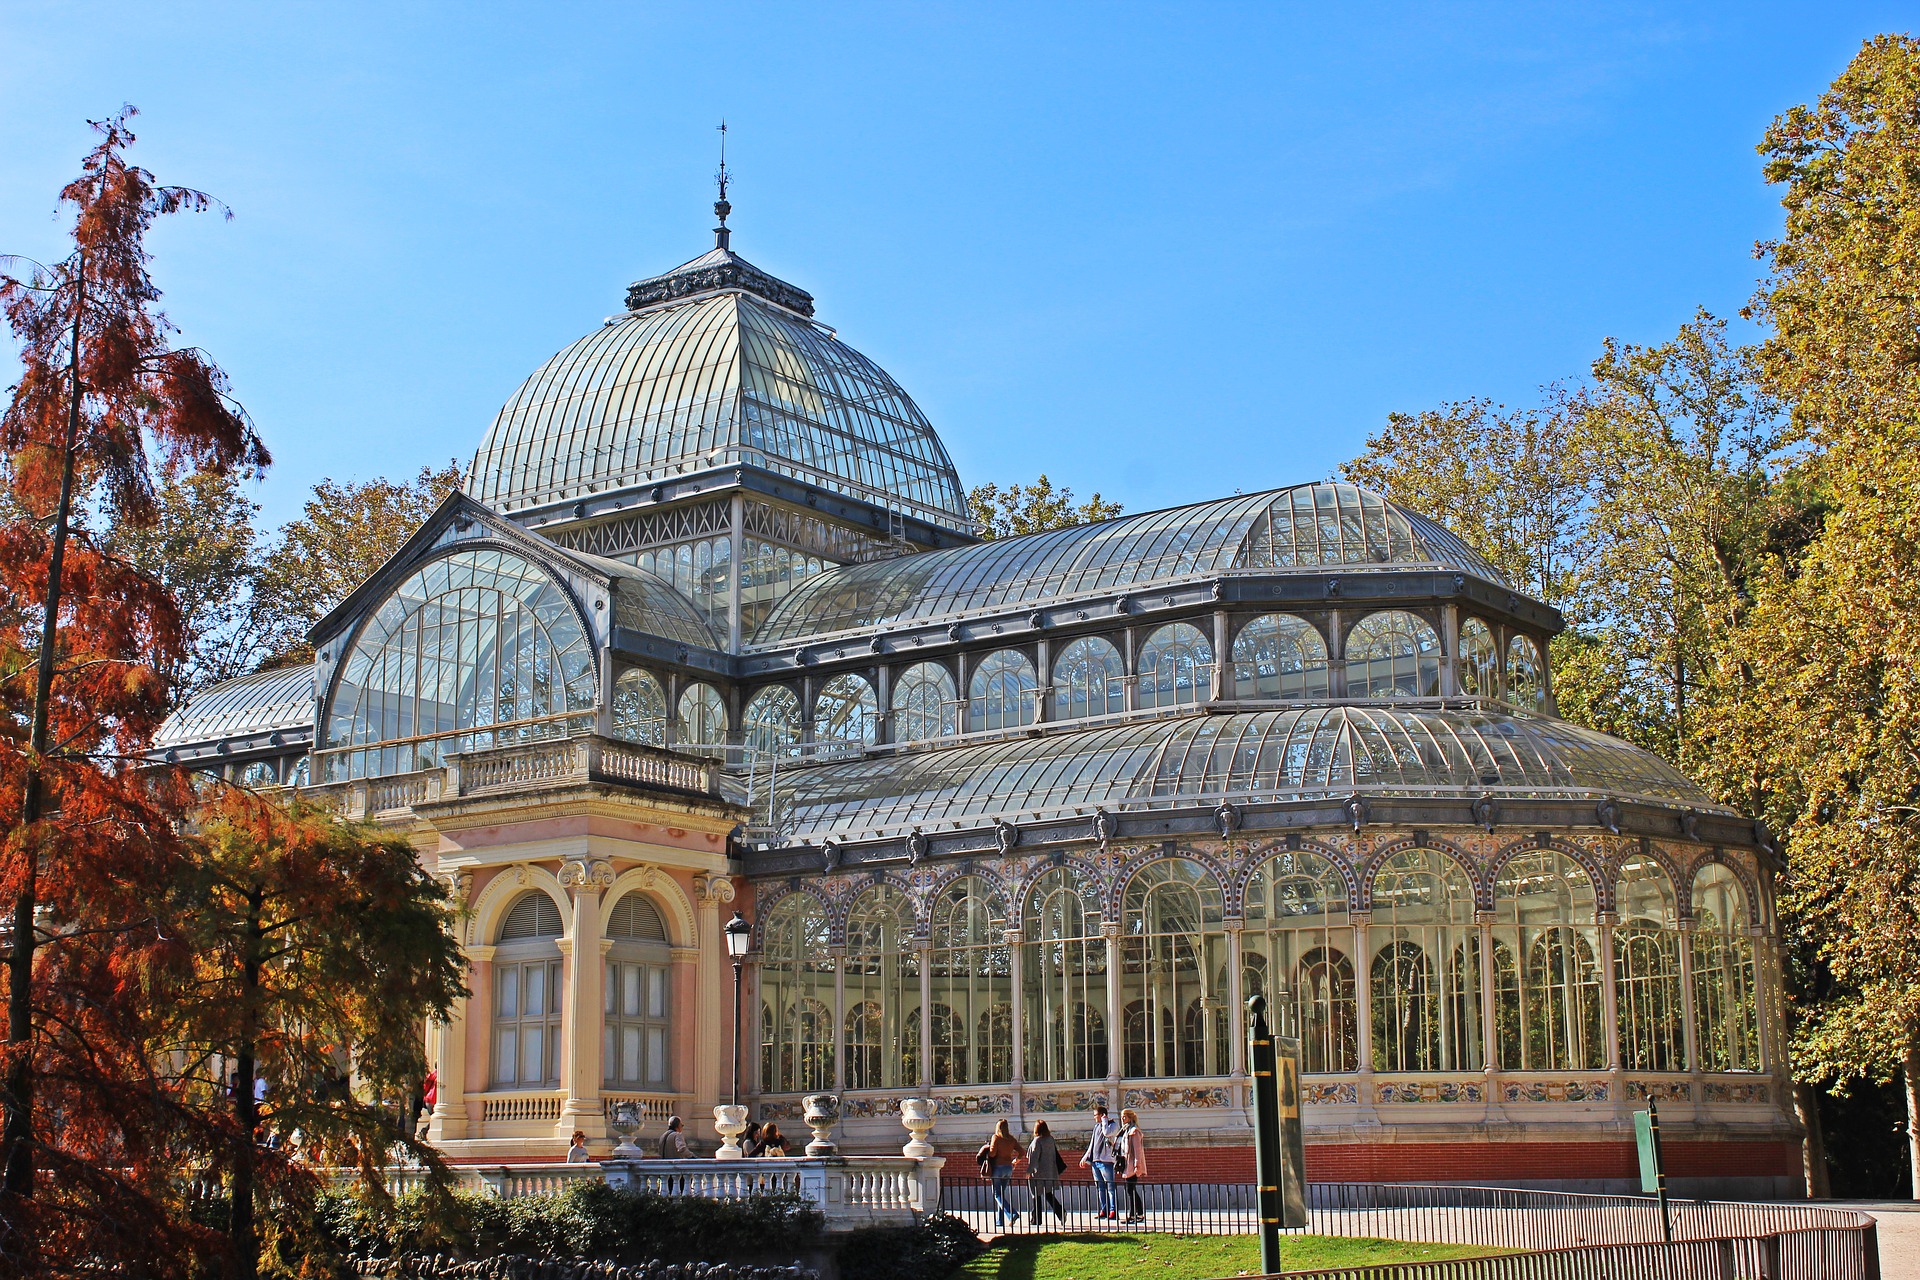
{"left": 751, "top": 482, "right": 1508, "bottom": 644}
{"left": 467, "top": 247, "right": 971, "bottom": 533}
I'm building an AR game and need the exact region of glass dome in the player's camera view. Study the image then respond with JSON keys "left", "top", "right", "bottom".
{"left": 751, "top": 483, "right": 1506, "bottom": 644}
{"left": 467, "top": 249, "right": 970, "bottom": 533}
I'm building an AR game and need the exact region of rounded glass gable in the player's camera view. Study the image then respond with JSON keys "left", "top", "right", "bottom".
{"left": 320, "top": 547, "right": 597, "bottom": 780}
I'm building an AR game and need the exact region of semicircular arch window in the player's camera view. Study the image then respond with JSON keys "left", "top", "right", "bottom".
{"left": 322, "top": 548, "right": 596, "bottom": 781}
{"left": 814, "top": 673, "right": 879, "bottom": 756}
{"left": 969, "top": 649, "right": 1038, "bottom": 732}
{"left": 1231, "top": 614, "right": 1329, "bottom": 700}
{"left": 892, "top": 661, "right": 958, "bottom": 743}
{"left": 677, "top": 682, "right": 727, "bottom": 753}
{"left": 1139, "top": 622, "right": 1214, "bottom": 710}
{"left": 1506, "top": 635, "right": 1546, "bottom": 711}
{"left": 744, "top": 686, "right": 802, "bottom": 759}
{"left": 611, "top": 668, "right": 668, "bottom": 746}
{"left": 1020, "top": 867, "right": 1107, "bottom": 1082}
{"left": 1052, "top": 636, "right": 1125, "bottom": 721}
{"left": 1243, "top": 850, "right": 1355, "bottom": 1072}
{"left": 1458, "top": 618, "right": 1499, "bottom": 698}
{"left": 1346, "top": 610, "right": 1442, "bottom": 699}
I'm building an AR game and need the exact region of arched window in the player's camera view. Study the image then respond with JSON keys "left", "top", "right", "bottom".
{"left": 1693, "top": 865, "right": 1760, "bottom": 1072}
{"left": 928, "top": 877, "right": 1012, "bottom": 1085}
{"left": 603, "top": 892, "right": 672, "bottom": 1089}
{"left": 238, "top": 759, "right": 277, "bottom": 787}
{"left": 1231, "top": 614, "right": 1330, "bottom": 700}
{"left": 677, "top": 682, "right": 727, "bottom": 753}
{"left": 744, "top": 686, "right": 802, "bottom": 759}
{"left": 322, "top": 548, "right": 597, "bottom": 780}
{"left": 892, "top": 662, "right": 958, "bottom": 743}
{"left": 1491, "top": 853, "right": 1602, "bottom": 1071}
{"left": 1615, "top": 855, "right": 1684, "bottom": 1072}
{"left": 1346, "top": 610, "right": 1442, "bottom": 699}
{"left": 758, "top": 894, "right": 834, "bottom": 1093}
{"left": 1021, "top": 868, "right": 1109, "bottom": 1082}
{"left": 1369, "top": 850, "right": 1482, "bottom": 1072}
{"left": 844, "top": 884, "right": 919, "bottom": 1090}
{"left": 493, "top": 891, "right": 564, "bottom": 1088}
{"left": 1244, "top": 852, "right": 1356, "bottom": 1073}
{"left": 290, "top": 756, "right": 311, "bottom": 788}
{"left": 1506, "top": 635, "right": 1546, "bottom": 711}
{"left": 969, "top": 650, "right": 1038, "bottom": 731}
{"left": 1122, "top": 859, "right": 1227, "bottom": 1078}
{"left": 814, "top": 673, "right": 879, "bottom": 756}
{"left": 611, "top": 668, "right": 668, "bottom": 746}
{"left": 1458, "top": 618, "right": 1498, "bottom": 698}
{"left": 1052, "top": 637, "right": 1124, "bottom": 721}
{"left": 636, "top": 537, "right": 732, "bottom": 635}
{"left": 1138, "top": 623, "right": 1213, "bottom": 710}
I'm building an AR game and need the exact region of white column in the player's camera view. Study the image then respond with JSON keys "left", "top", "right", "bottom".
{"left": 728, "top": 491, "right": 746, "bottom": 653}
{"left": 1679, "top": 924, "right": 1701, "bottom": 1076}
{"left": 1598, "top": 914, "right": 1622, "bottom": 1071}
{"left": 1008, "top": 931, "right": 1026, "bottom": 1085}
{"left": 1352, "top": 915, "right": 1373, "bottom": 1072}
{"left": 1477, "top": 914, "right": 1498, "bottom": 1074}
{"left": 1103, "top": 922, "right": 1124, "bottom": 1100}
{"left": 1211, "top": 609, "right": 1230, "bottom": 701}
{"left": 831, "top": 946, "right": 848, "bottom": 1094}
{"left": 918, "top": 940, "right": 935, "bottom": 1091}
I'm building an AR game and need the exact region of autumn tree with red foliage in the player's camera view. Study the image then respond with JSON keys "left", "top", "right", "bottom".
{"left": 0, "top": 107, "right": 268, "bottom": 1272}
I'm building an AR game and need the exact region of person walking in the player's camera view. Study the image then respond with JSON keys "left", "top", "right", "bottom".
{"left": 1026, "top": 1120, "right": 1067, "bottom": 1227}
{"left": 565, "top": 1130, "right": 592, "bottom": 1163}
{"left": 985, "top": 1118, "right": 1023, "bottom": 1227}
{"left": 659, "top": 1115, "right": 693, "bottom": 1159}
{"left": 1118, "top": 1108, "right": 1149, "bottom": 1223}
{"left": 1078, "top": 1104, "right": 1121, "bottom": 1220}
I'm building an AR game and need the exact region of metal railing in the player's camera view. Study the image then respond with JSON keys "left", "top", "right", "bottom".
{"left": 942, "top": 1175, "right": 1870, "bottom": 1245}
{"left": 1272, "top": 1230, "right": 1880, "bottom": 1280}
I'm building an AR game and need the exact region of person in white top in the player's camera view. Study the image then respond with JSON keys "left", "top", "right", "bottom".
{"left": 565, "top": 1130, "right": 592, "bottom": 1162}
{"left": 1078, "top": 1104, "right": 1122, "bottom": 1220}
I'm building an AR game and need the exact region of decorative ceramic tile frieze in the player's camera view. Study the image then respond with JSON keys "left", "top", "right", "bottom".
{"left": 758, "top": 1099, "right": 804, "bottom": 1121}
{"left": 1624, "top": 1080, "right": 1693, "bottom": 1102}
{"left": 1375, "top": 1080, "right": 1484, "bottom": 1104}
{"left": 1703, "top": 1081, "right": 1770, "bottom": 1104}
{"left": 935, "top": 1093, "right": 1013, "bottom": 1115}
{"left": 1301, "top": 1081, "right": 1360, "bottom": 1105}
{"left": 841, "top": 1095, "right": 903, "bottom": 1119}
{"left": 1021, "top": 1089, "right": 1110, "bottom": 1113}
{"left": 1121, "top": 1086, "right": 1230, "bottom": 1110}
{"left": 1501, "top": 1080, "right": 1609, "bottom": 1103}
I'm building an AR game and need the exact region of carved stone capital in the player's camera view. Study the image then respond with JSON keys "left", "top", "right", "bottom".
{"left": 560, "top": 857, "right": 616, "bottom": 892}
{"left": 693, "top": 870, "right": 737, "bottom": 905}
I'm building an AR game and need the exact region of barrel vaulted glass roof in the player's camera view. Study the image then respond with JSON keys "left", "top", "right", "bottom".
{"left": 750, "top": 706, "right": 1719, "bottom": 843}
{"left": 155, "top": 666, "right": 316, "bottom": 749}
{"left": 751, "top": 483, "right": 1505, "bottom": 645}
{"left": 466, "top": 264, "right": 970, "bottom": 532}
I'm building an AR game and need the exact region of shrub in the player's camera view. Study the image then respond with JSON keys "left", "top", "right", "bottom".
{"left": 836, "top": 1213, "right": 982, "bottom": 1280}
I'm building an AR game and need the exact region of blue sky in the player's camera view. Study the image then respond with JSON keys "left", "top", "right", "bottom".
{"left": 0, "top": 3, "right": 1908, "bottom": 530}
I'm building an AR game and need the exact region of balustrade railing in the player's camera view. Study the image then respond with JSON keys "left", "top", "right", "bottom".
{"left": 480, "top": 1091, "right": 565, "bottom": 1124}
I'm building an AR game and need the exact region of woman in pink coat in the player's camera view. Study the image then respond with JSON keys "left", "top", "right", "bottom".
{"left": 1118, "top": 1108, "right": 1149, "bottom": 1222}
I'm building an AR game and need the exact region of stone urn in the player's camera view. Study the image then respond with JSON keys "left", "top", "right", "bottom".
{"left": 899, "top": 1097, "right": 936, "bottom": 1159}
{"left": 712, "top": 1103, "right": 749, "bottom": 1160}
{"left": 802, "top": 1093, "right": 840, "bottom": 1156}
{"left": 608, "top": 1101, "right": 646, "bottom": 1160}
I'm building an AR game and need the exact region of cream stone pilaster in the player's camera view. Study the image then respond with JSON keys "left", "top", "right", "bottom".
{"left": 1006, "top": 930, "right": 1025, "bottom": 1089}
{"left": 448, "top": 943, "right": 493, "bottom": 1140}
{"left": 693, "top": 871, "right": 735, "bottom": 1115}
{"left": 558, "top": 856, "right": 614, "bottom": 1140}
{"left": 1352, "top": 914, "right": 1373, "bottom": 1072}
{"left": 1102, "top": 920, "right": 1124, "bottom": 1098}
{"left": 917, "top": 939, "right": 935, "bottom": 1090}
{"left": 830, "top": 946, "right": 849, "bottom": 1094}
{"left": 1225, "top": 922, "right": 1247, "bottom": 1079}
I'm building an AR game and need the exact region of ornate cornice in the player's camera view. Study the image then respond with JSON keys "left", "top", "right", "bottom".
{"left": 625, "top": 252, "right": 815, "bottom": 318}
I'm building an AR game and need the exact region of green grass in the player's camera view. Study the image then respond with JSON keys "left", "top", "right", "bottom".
{"left": 954, "top": 1233, "right": 1505, "bottom": 1280}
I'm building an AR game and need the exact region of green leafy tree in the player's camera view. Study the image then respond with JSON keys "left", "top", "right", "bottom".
{"left": 164, "top": 788, "right": 467, "bottom": 1279}
{"left": 967, "top": 475, "right": 1121, "bottom": 540}
{"left": 106, "top": 467, "right": 268, "bottom": 699}
{"left": 1707, "top": 33, "right": 1920, "bottom": 1196}
{"left": 255, "top": 463, "right": 461, "bottom": 665}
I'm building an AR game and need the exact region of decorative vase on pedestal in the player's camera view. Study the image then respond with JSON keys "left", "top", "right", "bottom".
{"left": 899, "top": 1097, "right": 936, "bottom": 1159}
{"left": 608, "top": 1101, "right": 646, "bottom": 1160}
{"left": 712, "top": 1104, "right": 749, "bottom": 1160}
{"left": 801, "top": 1094, "right": 840, "bottom": 1156}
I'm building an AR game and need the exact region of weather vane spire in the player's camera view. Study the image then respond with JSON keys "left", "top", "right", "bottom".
{"left": 713, "top": 121, "right": 732, "bottom": 250}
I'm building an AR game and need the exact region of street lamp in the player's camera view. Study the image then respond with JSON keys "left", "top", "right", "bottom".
{"left": 724, "top": 911, "right": 753, "bottom": 1107}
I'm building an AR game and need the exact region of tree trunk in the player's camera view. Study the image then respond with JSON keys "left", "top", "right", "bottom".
{"left": 3, "top": 257, "right": 84, "bottom": 1210}
{"left": 230, "top": 889, "right": 263, "bottom": 1280}
{"left": 1793, "top": 1081, "right": 1831, "bottom": 1199}
{"left": 1907, "top": 1034, "right": 1920, "bottom": 1202}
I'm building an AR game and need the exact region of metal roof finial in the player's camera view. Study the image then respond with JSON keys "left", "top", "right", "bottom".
{"left": 713, "top": 120, "right": 732, "bottom": 250}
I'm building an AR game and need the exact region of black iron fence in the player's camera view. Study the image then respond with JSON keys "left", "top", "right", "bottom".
{"left": 938, "top": 1177, "right": 1880, "bottom": 1279}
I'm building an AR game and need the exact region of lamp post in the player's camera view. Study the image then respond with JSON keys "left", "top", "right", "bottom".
{"left": 724, "top": 911, "right": 753, "bottom": 1106}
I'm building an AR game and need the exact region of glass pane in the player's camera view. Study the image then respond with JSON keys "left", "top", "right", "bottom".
{"left": 498, "top": 967, "right": 520, "bottom": 1018}
{"left": 624, "top": 1026, "right": 643, "bottom": 1083}
{"left": 649, "top": 966, "right": 668, "bottom": 1018}
{"left": 523, "top": 1026, "right": 544, "bottom": 1082}
{"left": 496, "top": 1030, "right": 517, "bottom": 1084}
{"left": 624, "top": 964, "right": 642, "bottom": 1017}
{"left": 603, "top": 1026, "right": 616, "bottom": 1085}
{"left": 604, "top": 960, "right": 615, "bottom": 1014}
{"left": 647, "top": 1027, "right": 667, "bottom": 1083}
{"left": 524, "top": 965, "right": 545, "bottom": 1016}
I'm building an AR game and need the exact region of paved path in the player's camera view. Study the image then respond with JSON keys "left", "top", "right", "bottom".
{"left": 1829, "top": 1202, "right": 1920, "bottom": 1280}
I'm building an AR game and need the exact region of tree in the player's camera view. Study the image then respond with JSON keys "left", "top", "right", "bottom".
{"left": 1710, "top": 33, "right": 1920, "bottom": 1196}
{"left": 106, "top": 467, "right": 268, "bottom": 700}
{"left": 162, "top": 788, "right": 466, "bottom": 1279}
{"left": 254, "top": 463, "right": 461, "bottom": 665}
{"left": 967, "top": 475, "right": 1122, "bottom": 540}
{"left": 0, "top": 104, "right": 267, "bottom": 1247}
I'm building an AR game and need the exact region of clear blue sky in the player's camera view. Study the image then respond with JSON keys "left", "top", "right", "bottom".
{"left": 0, "top": 3, "right": 1908, "bottom": 531}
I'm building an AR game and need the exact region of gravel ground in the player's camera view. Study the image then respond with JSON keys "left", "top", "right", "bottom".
{"left": 1827, "top": 1202, "right": 1920, "bottom": 1280}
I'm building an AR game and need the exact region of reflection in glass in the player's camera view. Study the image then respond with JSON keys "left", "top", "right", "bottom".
{"left": 1491, "top": 853, "right": 1602, "bottom": 1071}
{"left": 1231, "top": 614, "right": 1329, "bottom": 700}
{"left": 744, "top": 686, "right": 802, "bottom": 759}
{"left": 969, "top": 650, "right": 1038, "bottom": 731}
{"left": 1052, "top": 636, "right": 1124, "bottom": 721}
{"left": 1244, "top": 852, "right": 1355, "bottom": 1072}
{"left": 1369, "top": 850, "right": 1481, "bottom": 1071}
{"left": 814, "top": 673, "right": 879, "bottom": 755}
{"left": 1458, "top": 618, "right": 1498, "bottom": 698}
{"left": 1616, "top": 856, "right": 1684, "bottom": 1072}
{"left": 1346, "top": 610, "right": 1442, "bottom": 698}
{"left": 1138, "top": 622, "right": 1213, "bottom": 710}
{"left": 1121, "top": 860, "right": 1227, "bottom": 1077}
{"left": 759, "top": 894, "right": 835, "bottom": 1093}
{"left": 677, "top": 682, "right": 728, "bottom": 752}
{"left": 928, "top": 877, "right": 1012, "bottom": 1085}
{"left": 892, "top": 662, "right": 958, "bottom": 743}
{"left": 1506, "top": 635, "right": 1546, "bottom": 711}
{"left": 612, "top": 668, "right": 668, "bottom": 746}
{"left": 1693, "top": 865, "right": 1760, "bottom": 1072}
{"left": 1023, "top": 869, "right": 1109, "bottom": 1081}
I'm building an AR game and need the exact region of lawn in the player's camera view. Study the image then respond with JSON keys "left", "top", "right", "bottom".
{"left": 954, "top": 1233, "right": 1503, "bottom": 1280}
